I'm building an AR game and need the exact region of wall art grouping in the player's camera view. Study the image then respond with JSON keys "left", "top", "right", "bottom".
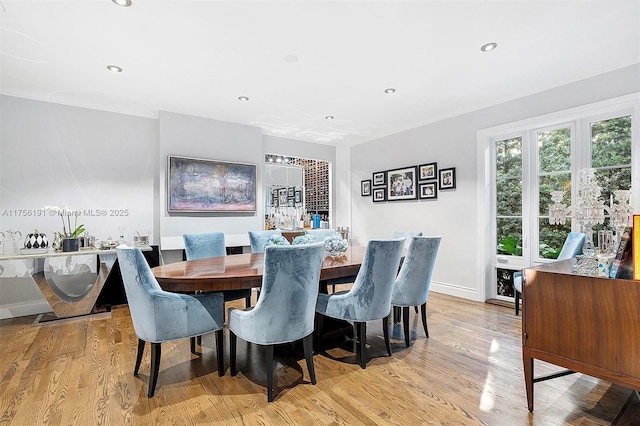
{"left": 272, "top": 186, "right": 303, "bottom": 207}
{"left": 361, "top": 161, "right": 456, "bottom": 202}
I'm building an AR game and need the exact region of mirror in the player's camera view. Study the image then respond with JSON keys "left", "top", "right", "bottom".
{"left": 264, "top": 154, "right": 331, "bottom": 230}
{"left": 264, "top": 161, "right": 304, "bottom": 230}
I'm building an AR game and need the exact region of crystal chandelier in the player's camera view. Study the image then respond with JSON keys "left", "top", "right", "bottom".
{"left": 548, "top": 168, "right": 633, "bottom": 255}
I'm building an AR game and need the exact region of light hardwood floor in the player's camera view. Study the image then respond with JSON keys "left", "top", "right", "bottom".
{"left": 1, "top": 290, "right": 637, "bottom": 425}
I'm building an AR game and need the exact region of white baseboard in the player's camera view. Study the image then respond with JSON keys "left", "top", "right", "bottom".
{"left": 430, "top": 280, "right": 482, "bottom": 302}
{"left": 0, "top": 300, "right": 52, "bottom": 320}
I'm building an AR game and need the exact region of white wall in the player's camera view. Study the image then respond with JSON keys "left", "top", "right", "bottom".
{"left": 0, "top": 96, "right": 157, "bottom": 316}
{"left": 350, "top": 64, "right": 640, "bottom": 301}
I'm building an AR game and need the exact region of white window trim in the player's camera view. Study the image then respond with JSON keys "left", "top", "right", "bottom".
{"left": 477, "top": 93, "right": 640, "bottom": 301}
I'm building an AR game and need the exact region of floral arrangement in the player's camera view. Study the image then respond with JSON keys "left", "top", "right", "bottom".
{"left": 44, "top": 206, "right": 85, "bottom": 239}
{"left": 292, "top": 234, "right": 317, "bottom": 245}
{"left": 324, "top": 234, "right": 348, "bottom": 255}
{"left": 263, "top": 234, "right": 290, "bottom": 249}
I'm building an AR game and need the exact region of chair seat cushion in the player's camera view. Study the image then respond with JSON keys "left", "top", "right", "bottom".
{"left": 513, "top": 272, "right": 522, "bottom": 293}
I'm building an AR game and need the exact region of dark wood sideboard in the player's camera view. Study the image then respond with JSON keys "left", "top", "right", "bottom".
{"left": 522, "top": 259, "right": 640, "bottom": 412}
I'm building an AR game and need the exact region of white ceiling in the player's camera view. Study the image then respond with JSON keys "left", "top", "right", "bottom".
{"left": 1, "top": 1, "right": 638, "bottom": 146}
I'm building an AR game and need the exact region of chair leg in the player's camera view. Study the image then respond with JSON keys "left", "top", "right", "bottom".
{"left": 148, "top": 343, "right": 161, "bottom": 397}
{"left": 197, "top": 335, "right": 202, "bottom": 346}
{"left": 515, "top": 290, "right": 521, "bottom": 316}
{"left": 315, "top": 313, "right": 324, "bottom": 352}
{"left": 414, "top": 306, "right": 419, "bottom": 313}
{"left": 420, "top": 303, "right": 429, "bottom": 338}
{"left": 190, "top": 337, "right": 197, "bottom": 354}
{"left": 383, "top": 314, "right": 392, "bottom": 356}
{"left": 356, "top": 321, "right": 367, "bottom": 369}
{"left": 215, "top": 330, "right": 224, "bottom": 377}
{"left": 245, "top": 294, "right": 252, "bottom": 308}
{"left": 403, "top": 306, "right": 410, "bottom": 347}
{"left": 303, "top": 334, "right": 316, "bottom": 385}
{"left": 230, "top": 331, "right": 237, "bottom": 376}
{"left": 393, "top": 306, "right": 401, "bottom": 324}
{"left": 266, "top": 345, "right": 274, "bottom": 402}
{"left": 134, "top": 339, "right": 145, "bottom": 376}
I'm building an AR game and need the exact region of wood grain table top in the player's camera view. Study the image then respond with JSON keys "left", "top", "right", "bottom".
{"left": 152, "top": 245, "right": 367, "bottom": 292}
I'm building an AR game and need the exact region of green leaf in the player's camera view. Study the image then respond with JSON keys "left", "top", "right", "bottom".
{"left": 497, "top": 235, "right": 522, "bottom": 256}
{"left": 70, "top": 224, "right": 85, "bottom": 238}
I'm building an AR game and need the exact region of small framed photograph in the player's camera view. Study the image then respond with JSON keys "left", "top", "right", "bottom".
{"left": 439, "top": 167, "right": 456, "bottom": 190}
{"left": 419, "top": 182, "right": 438, "bottom": 200}
{"left": 287, "top": 198, "right": 294, "bottom": 207}
{"left": 294, "top": 190, "right": 302, "bottom": 204}
{"left": 372, "top": 171, "right": 386, "bottom": 186}
{"left": 386, "top": 166, "right": 418, "bottom": 201}
{"left": 418, "top": 162, "right": 437, "bottom": 181}
{"left": 361, "top": 179, "right": 372, "bottom": 196}
{"left": 278, "top": 188, "right": 288, "bottom": 205}
{"left": 272, "top": 189, "right": 279, "bottom": 207}
{"left": 288, "top": 187, "right": 295, "bottom": 197}
{"left": 373, "top": 188, "right": 386, "bottom": 202}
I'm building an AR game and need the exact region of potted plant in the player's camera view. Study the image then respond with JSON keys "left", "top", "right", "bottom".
{"left": 44, "top": 206, "right": 85, "bottom": 252}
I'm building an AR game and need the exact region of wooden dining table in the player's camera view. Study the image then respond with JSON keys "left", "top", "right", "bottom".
{"left": 152, "top": 245, "right": 367, "bottom": 293}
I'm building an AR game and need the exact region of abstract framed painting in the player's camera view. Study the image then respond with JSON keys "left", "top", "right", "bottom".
{"left": 167, "top": 156, "right": 256, "bottom": 213}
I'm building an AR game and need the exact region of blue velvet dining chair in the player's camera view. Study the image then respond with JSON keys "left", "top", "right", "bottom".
{"left": 228, "top": 242, "right": 325, "bottom": 402}
{"left": 248, "top": 230, "right": 283, "bottom": 253}
{"left": 514, "top": 232, "right": 585, "bottom": 315}
{"left": 315, "top": 238, "right": 404, "bottom": 369}
{"left": 390, "top": 236, "right": 440, "bottom": 347}
{"left": 183, "top": 232, "right": 252, "bottom": 309}
{"left": 184, "top": 232, "right": 226, "bottom": 259}
{"left": 117, "top": 246, "right": 225, "bottom": 397}
{"left": 305, "top": 228, "right": 347, "bottom": 292}
{"left": 392, "top": 231, "right": 423, "bottom": 248}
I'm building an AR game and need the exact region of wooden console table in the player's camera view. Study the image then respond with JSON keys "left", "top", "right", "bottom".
{"left": 522, "top": 259, "right": 640, "bottom": 412}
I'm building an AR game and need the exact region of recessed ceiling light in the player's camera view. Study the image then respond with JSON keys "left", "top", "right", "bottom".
{"left": 325, "top": 115, "right": 334, "bottom": 120}
{"left": 481, "top": 42, "right": 498, "bottom": 52}
{"left": 384, "top": 88, "right": 396, "bottom": 94}
{"left": 112, "top": 0, "right": 132, "bottom": 7}
{"left": 106, "top": 65, "right": 122, "bottom": 73}
{"left": 283, "top": 55, "right": 299, "bottom": 63}
{"left": 238, "top": 96, "right": 249, "bottom": 101}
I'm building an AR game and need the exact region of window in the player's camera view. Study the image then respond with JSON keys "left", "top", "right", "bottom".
{"left": 495, "top": 137, "right": 523, "bottom": 257}
{"left": 481, "top": 94, "right": 638, "bottom": 302}
{"left": 537, "top": 126, "right": 573, "bottom": 259}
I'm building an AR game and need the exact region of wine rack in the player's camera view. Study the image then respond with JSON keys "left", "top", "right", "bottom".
{"left": 295, "top": 159, "right": 330, "bottom": 215}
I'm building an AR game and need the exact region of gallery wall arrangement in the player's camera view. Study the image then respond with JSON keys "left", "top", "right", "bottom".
{"left": 361, "top": 162, "right": 456, "bottom": 203}
{"left": 271, "top": 186, "right": 303, "bottom": 208}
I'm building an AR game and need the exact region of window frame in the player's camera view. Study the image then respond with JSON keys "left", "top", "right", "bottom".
{"left": 478, "top": 93, "right": 639, "bottom": 302}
